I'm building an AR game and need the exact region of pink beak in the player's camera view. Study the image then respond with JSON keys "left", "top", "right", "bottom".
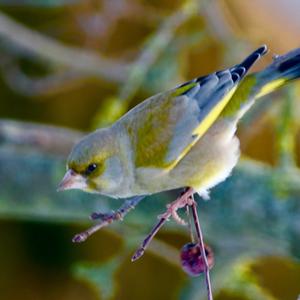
{"left": 57, "top": 169, "right": 87, "bottom": 191}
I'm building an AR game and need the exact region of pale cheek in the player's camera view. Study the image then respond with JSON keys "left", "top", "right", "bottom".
{"left": 94, "top": 157, "right": 123, "bottom": 191}
{"left": 104, "top": 157, "right": 123, "bottom": 183}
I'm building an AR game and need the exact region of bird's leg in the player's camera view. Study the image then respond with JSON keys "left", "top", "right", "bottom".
{"left": 72, "top": 195, "right": 145, "bottom": 243}
{"left": 160, "top": 187, "right": 195, "bottom": 226}
{"left": 131, "top": 187, "right": 194, "bottom": 261}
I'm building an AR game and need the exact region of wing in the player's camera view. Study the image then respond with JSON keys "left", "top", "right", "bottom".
{"left": 120, "top": 46, "right": 268, "bottom": 170}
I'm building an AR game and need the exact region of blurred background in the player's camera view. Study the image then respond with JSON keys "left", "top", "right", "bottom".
{"left": 0, "top": 0, "right": 300, "bottom": 299}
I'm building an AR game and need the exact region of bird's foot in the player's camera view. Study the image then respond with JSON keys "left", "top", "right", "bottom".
{"left": 72, "top": 195, "right": 145, "bottom": 243}
{"left": 158, "top": 188, "right": 195, "bottom": 225}
{"left": 132, "top": 187, "right": 195, "bottom": 261}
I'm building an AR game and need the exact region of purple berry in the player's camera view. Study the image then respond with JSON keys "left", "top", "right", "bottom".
{"left": 180, "top": 243, "right": 214, "bottom": 276}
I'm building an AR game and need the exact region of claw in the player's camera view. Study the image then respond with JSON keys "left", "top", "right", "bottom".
{"left": 172, "top": 210, "right": 187, "bottom": 226}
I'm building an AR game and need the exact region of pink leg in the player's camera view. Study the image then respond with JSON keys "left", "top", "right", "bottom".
{"left": 131, "top": 188, "right": 194, "bottom": 261}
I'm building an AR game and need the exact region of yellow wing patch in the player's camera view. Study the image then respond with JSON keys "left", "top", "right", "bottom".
{"left": 192, "top": 86, "right": 238, "bottom": 137}
{"left": 164, "top": 85, "right": 238, "bottom": 171}
{"left": 255, "top": 78, "right": 286, "bottom": 99}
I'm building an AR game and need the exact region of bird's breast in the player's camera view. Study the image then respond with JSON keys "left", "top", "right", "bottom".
{"left": 132, "top": 117, "right": 241, "bottom": 195}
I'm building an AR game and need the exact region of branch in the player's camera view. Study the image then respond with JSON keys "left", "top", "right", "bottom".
{"left": 0, "top": 56, "right": 89, "bottom": 96}
{"left": 0, "top": 119, "right": 82, "bottom": 156}
{"left": 191, "top": 200, "right": 213, "bottom": 300}
{"left": 0, "top": 11, "right": 129, "bottom": 83}
{"left": 0, "top": 2, "right": 198, "bottom": 100}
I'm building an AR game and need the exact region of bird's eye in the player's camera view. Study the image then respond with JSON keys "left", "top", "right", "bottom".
{"left": 85, "top": 163, "right": 97, "bottom": 175}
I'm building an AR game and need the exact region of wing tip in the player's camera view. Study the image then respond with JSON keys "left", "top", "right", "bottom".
{"left": 238, "top": 45, "right": 269, "bottom": 73}
{"left": 257, "top": 44, "right": 268, "bottom": 56}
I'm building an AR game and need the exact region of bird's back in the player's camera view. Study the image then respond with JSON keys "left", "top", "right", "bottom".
{"left": 114, "top": 47, "right": 268, "bottom": 195}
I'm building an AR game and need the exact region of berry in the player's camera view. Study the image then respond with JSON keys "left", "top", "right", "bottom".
{"left": 180, "top": 242, "right": 214, "bottom": 276}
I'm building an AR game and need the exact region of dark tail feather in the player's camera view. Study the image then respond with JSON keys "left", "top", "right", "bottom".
{"left": 276, "top": 50, "right": 300, "bottom": 81}
{"left": 255, "top": 48, "right": 300, "bottom": 97}
{"left": 221, "top": 46, "right": 300, "bottom": 118}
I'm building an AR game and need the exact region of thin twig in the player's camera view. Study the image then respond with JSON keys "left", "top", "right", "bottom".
{"left": 0, "top": 119, "right": 82, "bottom": 155}
{"left": 0, "top": 56, "right": 88, "bottom": 97}
{"left": 190, "top": 195, "right": 213, "bottom": 300}
{"left": 131, "top": 216, "right": 169, "bottom": 261}
{"left": 72, "top": 195, "right": 145, "bottom": 243}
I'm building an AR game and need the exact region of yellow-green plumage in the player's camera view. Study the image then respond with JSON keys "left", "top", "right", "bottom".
{"left": 63, "top": 46, "right": 300, "bottom": 198}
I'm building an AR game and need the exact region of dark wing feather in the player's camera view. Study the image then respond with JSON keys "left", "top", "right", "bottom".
{"left": 120, "top": 46, "right": 267, "bottom": 169}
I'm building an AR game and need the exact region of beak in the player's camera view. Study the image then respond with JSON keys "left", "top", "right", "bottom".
{"left": 57, "top": 169, "right": 87, "bottom": 192}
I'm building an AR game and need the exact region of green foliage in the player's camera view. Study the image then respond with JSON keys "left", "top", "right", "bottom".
{"left": 73, "top": 256, "right": 122, "bottom": 300}
{"left": 1, "top": 121, "right": 300, "bottom": 299}
{"left": 92, "top": 97, "right": 128, "bottom": 129}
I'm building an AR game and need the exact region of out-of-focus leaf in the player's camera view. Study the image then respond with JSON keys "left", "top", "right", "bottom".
{"left": 217, "top": 258, "right": 276, "bottom": 300}
{"left": 276, "top": 86, "right": 297, "bottom": 168}
{"left": 250, "top": 257, "right": 300, "bottom": 300}
{"left": 92, "top": 96, "right": 127, "bottom": 129}
{"left": 73, "top": 256, "right": 123, "bottom": 300}
{"left": 142, "top": 43, "right": 183, "bottom": 92}
{"left": 1, "top": 120, "right": 300, "bottom": 300}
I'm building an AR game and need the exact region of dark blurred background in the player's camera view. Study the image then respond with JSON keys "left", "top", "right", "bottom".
{"left": 0, "top": 1, "right": 300, "bottom": 299}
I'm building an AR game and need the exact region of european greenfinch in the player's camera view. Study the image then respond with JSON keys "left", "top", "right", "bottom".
{"left": 58, "top": 45, "right": 300, "bottom": 249}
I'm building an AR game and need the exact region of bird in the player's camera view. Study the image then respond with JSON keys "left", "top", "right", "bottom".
{"left": 58, "top": 45, "right": 300, "bottom": 253}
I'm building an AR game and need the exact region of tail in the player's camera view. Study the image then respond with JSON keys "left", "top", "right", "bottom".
{"left": 221, "top": 47, "right": 300, "bottom": 118}
{"left": 255, "top": 48, "right": 300, "bottom": 98}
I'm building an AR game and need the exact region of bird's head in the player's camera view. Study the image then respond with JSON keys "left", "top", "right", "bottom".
{"left": 57, "top": 127, "right": 124, "bottom": 195}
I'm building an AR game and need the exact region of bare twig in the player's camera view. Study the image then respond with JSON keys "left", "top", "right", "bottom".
{"left": 190, "top": 196, "right": 213, "bottom": 300}
{"left": 72, "top": 195, "right": 145, "bottom": 243}
{"left": 0, "top": 11, "right": 129, "bottom": 83}
{"left": 131, "top": 215, "right": 169, "bottom": 261}
{"left": 0, "top": 2, "right": 199, "bottom": 100}
{"left": 0, "top": 119, "right": 82, "bottom": 155}
{"left": 0, "top": 56, "right": 88, "bottom": 96}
